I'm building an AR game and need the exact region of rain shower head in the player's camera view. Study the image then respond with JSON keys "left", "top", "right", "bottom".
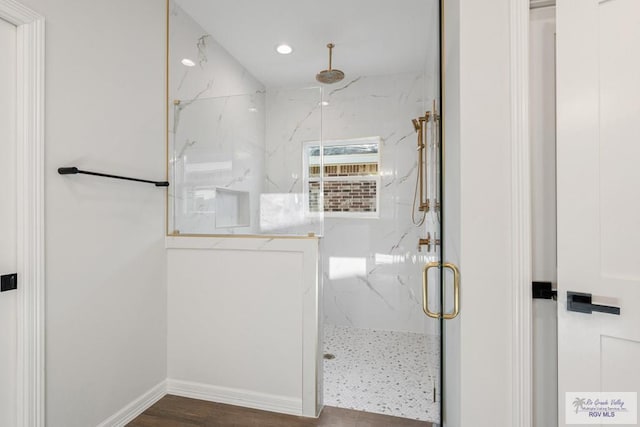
{"left": 316, "top": 43, "right": 345, "bottom": 84}
{"left": 412, "top": 118, "right": 420, "bottom": 132}
{"left": 316, "top": 69, "right": 345, "bottom": 84}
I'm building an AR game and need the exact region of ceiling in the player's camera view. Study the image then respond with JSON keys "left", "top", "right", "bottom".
{"left": 176, "top": 0, "right": 439, "bottom": 88}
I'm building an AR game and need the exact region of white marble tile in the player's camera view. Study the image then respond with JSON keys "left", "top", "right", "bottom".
{"left": 169, "top": 2, "right": 264, "bottom": 102}
{"left": 323, "top": 324, "right": 440, "bottom": 422}
{"left": 264, "top": 87, "right": 322, "bottom": 193}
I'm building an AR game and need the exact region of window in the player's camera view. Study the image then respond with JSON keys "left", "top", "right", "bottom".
{"left": 303, "top": 137, "right": 381, "bottom": 218}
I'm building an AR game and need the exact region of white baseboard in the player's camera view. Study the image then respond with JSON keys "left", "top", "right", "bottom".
{"left": 166, "top": 379, "right": 303, "bottom": 416}
{"left": 97, "top": 380, "right": 167, "bottom": 427}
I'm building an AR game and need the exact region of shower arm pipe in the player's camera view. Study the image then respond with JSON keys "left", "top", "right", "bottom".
{"left": 58, "top": 167, "right": 170, "bottom": 187}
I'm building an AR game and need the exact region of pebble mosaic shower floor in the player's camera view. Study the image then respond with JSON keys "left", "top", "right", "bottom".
{"left": 323, "top": 324, "right": 441, "bottom": 422}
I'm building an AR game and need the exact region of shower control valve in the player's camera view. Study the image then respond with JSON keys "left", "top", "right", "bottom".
{"left": 418, "top": 233, "right": 441, "bottom": 253}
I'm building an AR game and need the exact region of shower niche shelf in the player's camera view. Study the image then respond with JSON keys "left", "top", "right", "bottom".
{"left": 215, "top": 187, "right": 250, "bottom": 228}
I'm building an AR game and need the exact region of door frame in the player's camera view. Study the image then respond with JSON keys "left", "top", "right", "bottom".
{"left": 0, "top": 0, "right": 534, "bottom": 425}
{"left": 509, "top": 0, "right": 533, "bottom": 425}
{"left": 0, "top": 1, "right": 45, "bottom": 426}
{"left": 441, "top": 0, "right": 534, "bottom": 424}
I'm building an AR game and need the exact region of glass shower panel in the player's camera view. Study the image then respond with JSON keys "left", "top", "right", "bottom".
{"left": 170, "top": 93, "right": 265, "bottom": 235}
{"left": 168, "top": 87, "right": 323, "bottom": 236}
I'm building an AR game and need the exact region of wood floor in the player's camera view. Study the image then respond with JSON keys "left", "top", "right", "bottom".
{"left": 128, "top": 395, "right": 433, "bottom": 427}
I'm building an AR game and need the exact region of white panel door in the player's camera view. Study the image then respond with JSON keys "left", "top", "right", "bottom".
{"left": 0, "top": 16, "right": 18, "bottom": 427}
{"left": 557, "top": 0, "right": 640, "bottom": 425}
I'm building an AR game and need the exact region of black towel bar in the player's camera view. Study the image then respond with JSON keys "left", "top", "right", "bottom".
{"left": 58, "top": 167, "right": 169, "bottom": 187}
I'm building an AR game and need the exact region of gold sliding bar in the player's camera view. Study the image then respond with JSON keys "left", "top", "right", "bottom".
{"left": 417, "top": 123, "right": 424, "bottom": 211}
{"left": 418, "top": 111, "right": 431, "bottom": 212}
{"left": 424, "top": 111, "right": 431, "bottom": 212}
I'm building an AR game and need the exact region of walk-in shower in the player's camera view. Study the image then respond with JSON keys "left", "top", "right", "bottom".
{"left": 167, "top": 0, "right": 445, "bottom": 423}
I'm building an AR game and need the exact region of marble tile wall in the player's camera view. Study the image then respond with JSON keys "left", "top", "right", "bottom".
{"left": 266, "top": 73, "right": 440, "bottom": 334}
{"left": 169, "top": 1, "right": 265, "bottom": 234}
{"left": 169, "top": 1, "right": 265, "bottom": 99}
{"left": 262, "top": 87, "right": 323, "bottom": 235}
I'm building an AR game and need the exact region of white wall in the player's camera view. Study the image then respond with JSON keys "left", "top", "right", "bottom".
{"left": 530, "top": 6, "right": 558, "bottom": 427}
{"left": 459, "top": 0, "right": 514, "bottom": 417}
{"left": 166, "top": 236, "right": 321, "bottom": 417}
{"left": 444, "top": 0, "right": 514, "bottom": 425}
{"left": 17, "top": 1, "right": 168, "bottom": 426}
{"left": 0, "top": 16, "right": 17, "bottom": 427}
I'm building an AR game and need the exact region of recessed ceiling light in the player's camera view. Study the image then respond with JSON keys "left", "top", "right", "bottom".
{"left": 248, "top": 107, "right": 258, "bottom": 113}
{"left": 181, "top": 58, "right": 196, "bottom": 67}
{"left": 319, "top": 101, "right": 330, "bottom": 107}
{"left": 276, "top": 44, "right": 293, "bottom": 55}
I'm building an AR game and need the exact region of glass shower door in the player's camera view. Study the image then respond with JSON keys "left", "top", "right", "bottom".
{"left": 320, "top": 99, "right": 446, "bottom": 424}
{"left": 319, "top": 1, "right": 452, "bottom": 424}
{"left": 168, "top": 88, "right": 324, "bottom": 237}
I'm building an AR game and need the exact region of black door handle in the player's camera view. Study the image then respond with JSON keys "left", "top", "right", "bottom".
{"left": 567, "top": 291, "right": 620, "bottom": 315}
{"left": 1, "top": 273, "right": 17, "bottom": 292}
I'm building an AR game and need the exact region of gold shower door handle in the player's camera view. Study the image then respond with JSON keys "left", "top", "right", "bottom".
{"left": 422, "top": 262, "right": 460, "bottom": 319}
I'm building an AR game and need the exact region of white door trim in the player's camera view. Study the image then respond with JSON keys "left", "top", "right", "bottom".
{"left": 510, "top": 0, "right": 533, "bottom": 426}
{"left": 0, "top": 1, "right": 45, "bottom": 426}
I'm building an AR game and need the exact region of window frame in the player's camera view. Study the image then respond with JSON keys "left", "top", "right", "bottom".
{"left": 302, "top": 136, "right": 382, "bottom": 219}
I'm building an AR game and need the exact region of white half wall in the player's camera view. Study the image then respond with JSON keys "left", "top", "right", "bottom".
{"left": 17, "top": 1, "right": 168, "bottom": 426}
{"left": 167, "top": 236, "right": 321, "bottom": 417}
